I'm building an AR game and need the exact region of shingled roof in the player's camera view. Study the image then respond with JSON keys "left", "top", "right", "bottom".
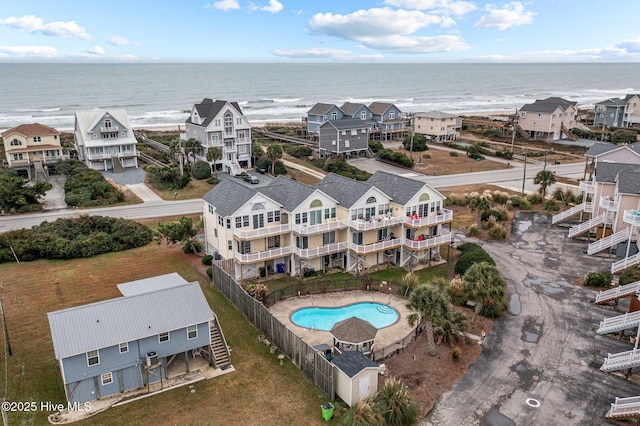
{"left": 367, "top": 170, "right": 442, "bottom": 205}
{"left": 595, "top": 98, "right": 627, "bottom": 107}
{"left": 585, "top": 142, "right": 618, "bottom": 157}
{"left": 313, "top": 173, "right": 375, "bottom": 208}
{"left": 186, "top": 98, "right": 243, "bottom": 127}
{"left": 202, "top": 178, "right": 261, "bottom": 217}
{"left": 594, "top": 162, "right": 640, "bottom": 183}
{"left": 369, "top": 102, "right": 395, "bottom": 115}
{"left": 1, "top": 123, "right": 59, "bottom": 138}
{"left": 260, "top": 176, "right": 318, "bottom": 212}
{"left": 617, "top": 170, "right": 640, "bottom": 195}
{"left": 332, "top": 351, "right": 379, "bottom": 378}
{"left": 330, "top": 317, "right": 377, "bottom": 343}
{"left": 319, "top": 118, "right": 370, "bottom": 131}
{"left": 307, "top": 103, "right": 340, "bottom": 115}
{"left": 340, "top": 102, "right": 367, "bottom": 117}
{"left": 520, "top": 97, "right": 577, "bottom": 113}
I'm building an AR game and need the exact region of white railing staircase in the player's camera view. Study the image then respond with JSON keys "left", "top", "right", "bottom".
{"left": 597, "top": 310, "right": 640, "bottom": 335}
{"left": 588, "top": 229, "right": 630, "bottom": 255}
{"left": 209, "top": 317, "right": 231, "bottom": 368}
{"left": 226, "top": 160, "right": 243, "bottom": 176}
{"left": 607, "top": 396, "right": 640, "bottom": 420}
{"left": 552, "top": 203, "right": 585, "bottom": 225}
{"left": 601, "top": 348, "right": 640, "bottom": 372}
{"left": 595, "top": 280, "right": 640, "bottom": 304}
{"left": 612, "top": 252, "right": 640, "bottom": 274}
{"left": 567, "top": 214, "right": 604, "bottom": 238}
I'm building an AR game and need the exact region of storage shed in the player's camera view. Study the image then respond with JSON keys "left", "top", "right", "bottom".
{"left": 332, "top": 351, "right": 380, "bottom": 407}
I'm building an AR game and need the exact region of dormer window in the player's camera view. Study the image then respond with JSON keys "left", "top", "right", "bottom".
{"left": 104, "top": 120, "right": 112, "bottom": 128}
{"left": 331, "top": 112, "right": 337, "bottom": 120}
{"left": 10, "top": 139, "right": 21, "bottom": 146}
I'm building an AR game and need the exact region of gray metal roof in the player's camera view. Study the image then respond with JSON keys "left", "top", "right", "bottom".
{"left": 259, "top": 176, "right": 318, "bottom": 212}
{"left": 585, "top": 142, "right": 617, "bottom": 157}
{"left": 625, "top": 94, "right": 640, "bottom": 101}
{"left": 313, "top": 173, "right": 374, "bottom": 208}
{"left": 520, "top": 97, "right": 577, "bottom": 113}
{"left": 117, "top": 272, "right": 189, "bottom": 296}
{"left": 202, "top": 178, "right": 259, "bottom": 217}
{"left": 186, "top": 98, "right": 243, "bottom": 127}
{"left": 617, "top": 170, "right": 640, "bottom": 194}
{"left": 594, "top": 162, "right": 640, "bottom": 183}
{"left": 48, "top": 282, "right": 214, "bottom": 360}
{"left": 332, "top": 350, "right": 379, "bottom": 378}
{"left": 319, "top": 118, "right": 370, "bottom": 131}
{"left": 307, "top": 103, "right": 340, "bottom": 115}
{"left": 414, "top": 111, "right": 459, "bottom": 119}
{"left": 330, "top": 317, "right": 377, "bottom": 343}
{"left": 367, "top": 171, "right": 443, "bottom": 205}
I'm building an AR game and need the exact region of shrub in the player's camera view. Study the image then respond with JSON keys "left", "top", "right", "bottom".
{"left": 191, "top": 160, "right": 212, "bottom": 180}
{"left": 402, "top": 133, "right": 428, "bottom": 151}
{"left": 207, "top": 177, "right": 220, "bottom": 185}
{"left": 526, "top": 193, "right": 543, "bottom": 205}
{"left": 495, "top": 149, "right": 513, "bottom": 159}
{"left": 491, "top": 191, "right": 510, "bottom": 205}
{"left": 58, "top": 159, "right": 125, "bottom": 207}
{"left": 466, "top": 226, "right": 480, "bottom": 237}
{"left": 449, "top": 151, "right": 459, "bottom": 157}
{"left": 543, "top": 200, "right": 560, "bottom": 211}
{"left": 273, "top": 160, "right": 287, "bottom": 175}
{"left": 202, "top": 254, "right": 213, "bottom": 265}
{"left": 452, "top": 347, "right": 462, "bottom": 360}
{"left": 256, "top": 156, "right": 270, "bottom": 172}
{"left": 368, "top": 140, "right": 384, "bottom": 153}
{"left": 482, "top": 209, "right": 507, "bottom": 222}
{"left": 378, "top": 149, "right": 414, "bottom": 168}
{"left": 583, "top": 271, "right": 613, "bottom": 288}
{"left": 454, "top": 244, "right": 495, "bottom": 276}
{"left": 485, "top": 215, "right": 498, "bottom": 229}
{"left": 552, "top": 187, "right": 565, "bottom": 201}
{"left": 422, "top": 153, "right": 431, "bottom": 159}
{"left": 519, "top": 199, "right": 531, "bottom": 210}
{"left": 488, "top": 224, "right": 507, "bottom": 240}
{"left": 509, "top": 196, "right": 522, "bottom": 207}
{"left": 207, "top": 267, "right": 212, "bottom": 278}
{"left": 284, "top": 145, "right": 313, "bottom": 158}
{"left": 620, "top": 269, "right": 640, "bottom": 285}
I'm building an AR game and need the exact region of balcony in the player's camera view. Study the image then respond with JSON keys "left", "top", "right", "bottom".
{"left": 579, "top": 181, "right": 595, "bottom": 193}
{"left": 599, "top": 196, "right": 620, "bottom": 211}
{"left": 293, "top": 241, "right": 348, "bottom": 258}
{"left": 234, "top": 246, "right": 292, "bottom": 263}
{"left": 224, "top": 145, "right": 237, "bottom": 153}
{"left": 349, "top": 238, "right": 402, "bottom": 255}
{"left": 233, "top": 223, "right": 291, "bottom": 239}
{"left": 349, "top": 215, "right": 404, "bottom": 231}
{"left": 404, "top": 209, "right": 453, "bottom": 227}
{"left": 623, "top": 210, "right": 640, "bottom": 226}
{"left": 117, "top": 150, "right": 138, "bottom": 158}
{"left": 291, "top": 219, "right": 348, "bottom": 235}
{"left": 403, "top": 232, "right": 451, "bottom": 250}
{"left": 100, "top": 126, "right": 119, "bottom": 133}
{"left": 86, "top": 153, "right": 112, "bottom": 160}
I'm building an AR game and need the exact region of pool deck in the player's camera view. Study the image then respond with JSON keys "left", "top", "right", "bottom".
{"left": 269, "top": 291, "right": 415, "bottom": 351}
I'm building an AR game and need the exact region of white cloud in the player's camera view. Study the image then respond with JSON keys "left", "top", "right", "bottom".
{"left": 292, "top": 9, "right": 303, "bottom": 16}
{"left": 617, "top": 36, "right": 640, "bottom": 53}
{"left": 271, "top": 47, "right": 352, "bottom": 59}
{"left": 0, "top": 45, "right": 60, "bottom": 59}
{"left": 87, "top": 45, "right": 105, "bottom": 55}
{"left": 206, "top": 0, "right": 240, "bottom": 11}
{"left": 475, "top": 2, "right": 535, "bottom": 30}
{"left": 383, "top": 0, "right": 477, "bottom": 15}
{"left": 108, "top": 36, "right": 138, "bottom": 47}
{"left": 249, "top": 0, "right": 284, "bottom": 13}
{"left": 0, "top": 15, "right": 92, "bottom": 40}
{"left": 360, "top": 34, "right": 471, "bottom": 53}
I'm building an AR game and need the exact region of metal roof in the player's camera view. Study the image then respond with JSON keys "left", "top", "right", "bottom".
{"left": 48, "top": 281, "right": 214, "bottom": 360}
{"left": 332, "top": 351, "right": 379, "bottom": 378}
{"left": 117, "top": 272, "right": 189, "bottom": 296}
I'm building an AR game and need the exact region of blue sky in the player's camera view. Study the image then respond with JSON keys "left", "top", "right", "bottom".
{"left": 0, "top": 0, "right": 639, "bottom": 62}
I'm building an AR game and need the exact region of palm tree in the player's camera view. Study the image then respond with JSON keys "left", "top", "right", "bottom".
{"left": 266, "top": 144, "right": 283, "bottom": 176}
{"left": 376, "top": 376, "right": 417, "bottom": 426}
{"left": 434, "top": 309, "right": 467, "bottom": 346}
{"left": 206, "top": 147, "right": 223, "bottom": 179}
{"left": 182, "top": 138, "right": 201, "bottom": 167}
{"left": 462, "top": 262, "right": 507, "bottom": 323}
{"left": 406, "top": 283, "right": 450, "bottom": 356}
{"left": 534, "top": 169, "right": 556, "bottom": 199}
{"left": 469, "top": 195, "right": 492, "bottom": 227}
{"left": 341, "top": 397, "right": 384, "bottom": 426}
{"left": 251, "top": 142, "right": 264, "bottom": 166}
{"left": 402, "top": 272, "right": 419, "bottom": 298}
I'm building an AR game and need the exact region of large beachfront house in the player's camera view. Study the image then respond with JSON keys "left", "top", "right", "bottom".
{"left": 1, "top": 123, "right": 67, "bottom": 178}
{"left": 318, "top": 119, "right": 370, "bottom": 156}
{"left": 517, "top": 97, "right": 578, "bottom": 141}
{"left": 74, "top": 108, "right": 139, "bottom": 171}
{"left": 553, "top": 142, "right": 640, "bottom": 273}
{"left": 202, "top": 171, "right": 452, "bottom": 280}
{"left": 412, "top": 111, "right": 461, "bottom": 142}
{"left": 306, "top": 103, "right": 345, "bottom": 134}
{"left": 47, "top": 273, "right": 231, "bottom": 405}
{"left": 183, "top": 98, "right": 252, "bottom": 175}
{"left": 624, "top": 94, "right": 640, "bottom": 127}
{"left": 593, "top": 94, "right": 640, "bottom": 128}
{"left": 369, "top": 102, "right": 408, "bottom": 140}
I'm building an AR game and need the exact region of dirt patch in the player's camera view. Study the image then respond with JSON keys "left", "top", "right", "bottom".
{"left": 380, "top": 308, "right": 494, "bottom": 418}
{"left": 388, "top": 144, "right": 509, "bottom": 175}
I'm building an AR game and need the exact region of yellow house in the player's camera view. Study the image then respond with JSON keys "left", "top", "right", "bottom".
{"left": 413, "top": 111, "right": 461, "bottom": 142}
{"left": 1, "top": 123, "right": 66, "bottom": 178}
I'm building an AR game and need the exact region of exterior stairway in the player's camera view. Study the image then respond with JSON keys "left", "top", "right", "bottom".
{"left": 607, "top": 396, "right": 640, "bottom": 420}
{"left": 567, "top": 214, "right": 604, "bottom": 238}
{"left": 227, "top": 160, "right": 243, "bottom": 176}
{"left": 601, "top": 348, "right": 640, "bottom": 372}
{"left": 209, "top": 316, "right": 231, "bottom": 368}
{"left": 587, "top": 229, "right": 630, "bottom": 255}
{"left": 515, "top": 123, "right": 529, "bottom": 139}
{"left": 595, "top": 280, "right": 640, "bottom": 304}
{"left": 612, "top": 251, "right": 640, "bottom": 274}
{"left": 597, "top": 310, "right": 640, "bottom": 335}
{"left": 34, "top": 161, "right": 49, "bottom": 180}
{"left": 561, "top": 124, "right": 579, "bottom": 141}
{"left": 111, "top": 156, "right": 125, "bottom": 173}
{"left": 552, "top": 203, "right": 585, "bottom": 225}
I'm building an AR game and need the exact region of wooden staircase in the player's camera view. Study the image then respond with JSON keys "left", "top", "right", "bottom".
{"left": 561, "top": 124, "right": 579, "bottom": 141}
{"left": 515, "top": 123, "right": 529, "bottom": 139}
{"left": 111, "top": 156, "right": 125, "bottom": 173}
{"left": 567, "top": 213, "right": 604, "bottom": 238}
{"left": 587, "top": 229, "right": 630, "bottom": 255}
{"left": 607, "top": 396, "right": 640, "bottom": 420}
{"left": 612, "top": 252, "right": 640, "bottom": 274}
{"left": 552, "top": 202, "right": 585, "bottom": 225}
{"left": 34, "top": 161, "right": 49, "bottom": 180}
{"left": 209, "top": 316, "right": 231, "bottom": 368}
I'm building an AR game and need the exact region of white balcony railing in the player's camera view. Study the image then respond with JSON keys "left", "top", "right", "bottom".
{"left": 293, "top": 241, "right": 348, "bottom": 258}
{"left": 233, "top": 223, "right": 291, "bottom": 239}
{"left": 584, "top": 201, "right": 594, "bottom": 214}
{"left": 404, "top": 209, "right": 453, "bottom": 227}
{"left": 403, "top": 232, "right": 451, "bottom": 250}
{"left": 349, "top": 238, "right": 402, "bottom": 254}
{"left": 349, "top": 215, "right": 404, "bottom": 231}
{"left": 579, "top": 181, "right": 595, "bottom": 193}
{"left": 599, "top": 197, "right": 620, "bottom": 211}
{"left": 86, "top": 153, "right": 112, "bottom": 160}
{"left": 291, "top": 219, "right": 348, "bottom": 235}
{"left": 100, "top": 125, "right": 119, "bottom": 133}
{"left": 234, "top": 246, "right": 292, "bottom": 263}
{"left": 623, "top": 210, "right": 640, "bottom": 226}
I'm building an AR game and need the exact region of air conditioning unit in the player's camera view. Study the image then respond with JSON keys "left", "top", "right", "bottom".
{"left": 146, "top": 351, "right": 158, "bottom": 366}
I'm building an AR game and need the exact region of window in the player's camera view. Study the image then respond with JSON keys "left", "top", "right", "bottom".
{"left": 310, "top": 210, "right": 322, "bottom": 225}
{"left": 159, "top": 332, "right": 169, "bottom": 343}
{"left": 296, "top": 236, "right": 308, "bottom": 249}
{"left": 32, "top": 136, "right": 41, "bottom": 142}
{"left": 389, "top": 111, "right": 395, "bottom": 119}
{"left": 418, "top": 203, "right": 429, "bottom": 217}
{"left": 13, "top": 153, "right": 23, "bottom": 160}
{"left": 187, "top": 325, "right": 197, "bottom": 340}
{"left": 236, "top": 118, "right": 241, "bottom": 125}
{"left": 323, "top": 231, "right": 335, "bottom": 245}
{"left": 215, "top": 119, "right": 221, "bottom": 127}
{"left": 226, "top": 218, "right": 231, "bottom": 229}
{"left": 240, "top": 240, "right": 251, "bottom": 254}
{"left": 302, "top": 212, "right": 308, "bottom": 223}
{"left": 366, "top": 196, "right": 377, "bottom": 204}
{"left": 352, "top": 232, "right": 363, "bottom": 245}
{"left": 236, "top": 215, "right": 249, "bottom": 228}
{"left": 295, "top": 213, "right": 301, "bottom": 224}
{"left": 324, "top": 207, "right": 336, "bottom": 219}
{"left": 104, "top": 120, "right": 112, "bottom": 128}
{"left": 10, "top": 139, "right": 21, "bottom": 146}
{"left": 214, "top": 228, "right": 218, "bottom": 238}
{"left": 228, "top": 240, "right": 233, "bottom": 250}
{"left": 87, "top": 350, "right": 99, "bottom": 366}
{"left": 351, "top": 130, "right": 357, "bottom": 136}
{"left": 119, "top": 342, "right": 129, "bottom": 354}
{"left": 520, "top": 112, "right": 526, "bottom": 119}
{"left": 101, "top": 372, "right": 113, "bottom": 386}
{"left": 218, "top": 215, "right": 223, "bottom": 226}
{"left": 378, "top": 203, "right": 391, "bottom": 215}
{"left": 361, "top": 111, "right": 367, "bottom": 120}
{"left": 253, "top": 214, "right": 264, "bottom": 229}
{"left": 225, "top": 113, "right": 233, "bottom": 134}
{"left": 345, "top": 140, "right": 350, "bottom": 148}
{"left": 331, "top": 112, "right": 337, "bottom": 120}
{"left": 267, "top": 211, "right": 280, "bottom": 223}
{"left": 238, "top": 144, "right": 246, "bottom": 153}
{"left": 377, "top": 228, "right": 388, "bottom": 240}
{"left": 267, "top": 235, "right": 280, "bottom": 249}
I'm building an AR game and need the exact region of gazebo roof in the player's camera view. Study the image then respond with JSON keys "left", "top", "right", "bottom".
{"left": 330, "top": 317, "right": 377, "bottom": 343}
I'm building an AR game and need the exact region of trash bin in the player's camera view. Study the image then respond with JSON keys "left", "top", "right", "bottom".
{"left": 277, "top": 263, "right": 285, "bottom": 273}
{"left": 259, "top": 267, "right": 266, "bottom": 278}
{"left": 321, "top": 403, "right": 334, "bottom": 421}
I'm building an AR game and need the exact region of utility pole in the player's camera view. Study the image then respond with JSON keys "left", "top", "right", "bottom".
{"left": 511, "top": 109, "right": 517, "bottom": 153}
{"left": 409, "top": 114, "right": 414, "bottom": 162}
{"left": 601, "top": 121, "right": 606, "bottom": 142}
{"left": 521, "top": 143, "right": 528, "bottom": 195}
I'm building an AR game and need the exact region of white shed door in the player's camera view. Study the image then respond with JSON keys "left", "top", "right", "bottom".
{"left": 359, "top": 374, "right": 370, "bottom": 400}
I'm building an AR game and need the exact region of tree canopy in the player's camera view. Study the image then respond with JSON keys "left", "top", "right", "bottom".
{"left": 0, "top": 168, "right": 51, "bottom": 213}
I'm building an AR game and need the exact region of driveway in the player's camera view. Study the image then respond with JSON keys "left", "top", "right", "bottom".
{"left": 424, "top": 211, "right": 640, "bottom": 426}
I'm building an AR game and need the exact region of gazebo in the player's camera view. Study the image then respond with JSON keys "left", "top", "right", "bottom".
{"left": 330, "top": 317, "right": 377, "bottom": 356}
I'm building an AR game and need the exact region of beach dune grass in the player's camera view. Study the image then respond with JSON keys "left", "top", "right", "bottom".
{"left": 0, "top": 244, "right": 327, "bottom": 425}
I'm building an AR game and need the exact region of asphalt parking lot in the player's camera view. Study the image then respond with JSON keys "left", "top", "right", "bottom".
{"left": 424, "top": 211, "right": 640, "bottom": 426}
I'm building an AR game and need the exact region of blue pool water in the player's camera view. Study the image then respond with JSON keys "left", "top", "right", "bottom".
{"left": 290, "top": 302, "right": 399, "bottom": 331}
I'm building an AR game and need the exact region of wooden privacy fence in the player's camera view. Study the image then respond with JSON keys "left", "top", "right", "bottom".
{"left": 211, "top": 262, "right": 335, "bottom": 399}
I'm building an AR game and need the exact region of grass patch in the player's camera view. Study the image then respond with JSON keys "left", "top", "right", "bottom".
{"left": 0, "top": 244, "right": 327, "bottom": 425}
{"left": 150, "top": 178, "right": 215, "bottom": 201}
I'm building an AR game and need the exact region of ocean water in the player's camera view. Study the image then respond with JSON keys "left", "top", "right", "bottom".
{"left": 1, "top": 62, "right": 639, "bottom": 132}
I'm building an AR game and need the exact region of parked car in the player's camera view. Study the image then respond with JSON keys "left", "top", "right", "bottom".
{"left": 244, "top": 175, "right": 259, "bottom": 184}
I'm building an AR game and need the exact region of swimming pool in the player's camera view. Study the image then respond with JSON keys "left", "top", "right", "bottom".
{"left": 290, "top": 302, "right": 399, "bottom": 331}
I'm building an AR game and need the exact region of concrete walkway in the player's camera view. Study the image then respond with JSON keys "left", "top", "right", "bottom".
{"left": 281, "top": 159, "right": 326, "bottom": 180}
{"left": 126, "top": 183, "right": 163, "bottom": 202}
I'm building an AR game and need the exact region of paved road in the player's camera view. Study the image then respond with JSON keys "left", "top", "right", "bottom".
{"left": 423, "top": 212, "right": 640, "bottom": 426}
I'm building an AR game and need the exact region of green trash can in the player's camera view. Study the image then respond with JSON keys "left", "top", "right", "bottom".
{"left": 321, "top": 403, "right": 334, "bottom": 421}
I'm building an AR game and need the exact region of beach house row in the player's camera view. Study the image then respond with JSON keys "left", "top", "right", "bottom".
{"left": 593, "top": 94, "right": 640, "bottom": 129}
{"left": 202, "top": 171, "right": 452, "bottom": 281}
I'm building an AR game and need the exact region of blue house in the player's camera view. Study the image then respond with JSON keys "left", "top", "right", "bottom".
{"left": 594, "top": 98, "right": 627, "bottom": 129}
{"left": 368, "top": 102, "right": 408, "bottom": 140}
{"left": 47, "top": 273, "right": 230, "bottom": 405}
{"left": 318, "top": 119, "right": 370, "bottom": 156}
{"left": 306, "top": 103, "right": 344, "bottom": 134}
